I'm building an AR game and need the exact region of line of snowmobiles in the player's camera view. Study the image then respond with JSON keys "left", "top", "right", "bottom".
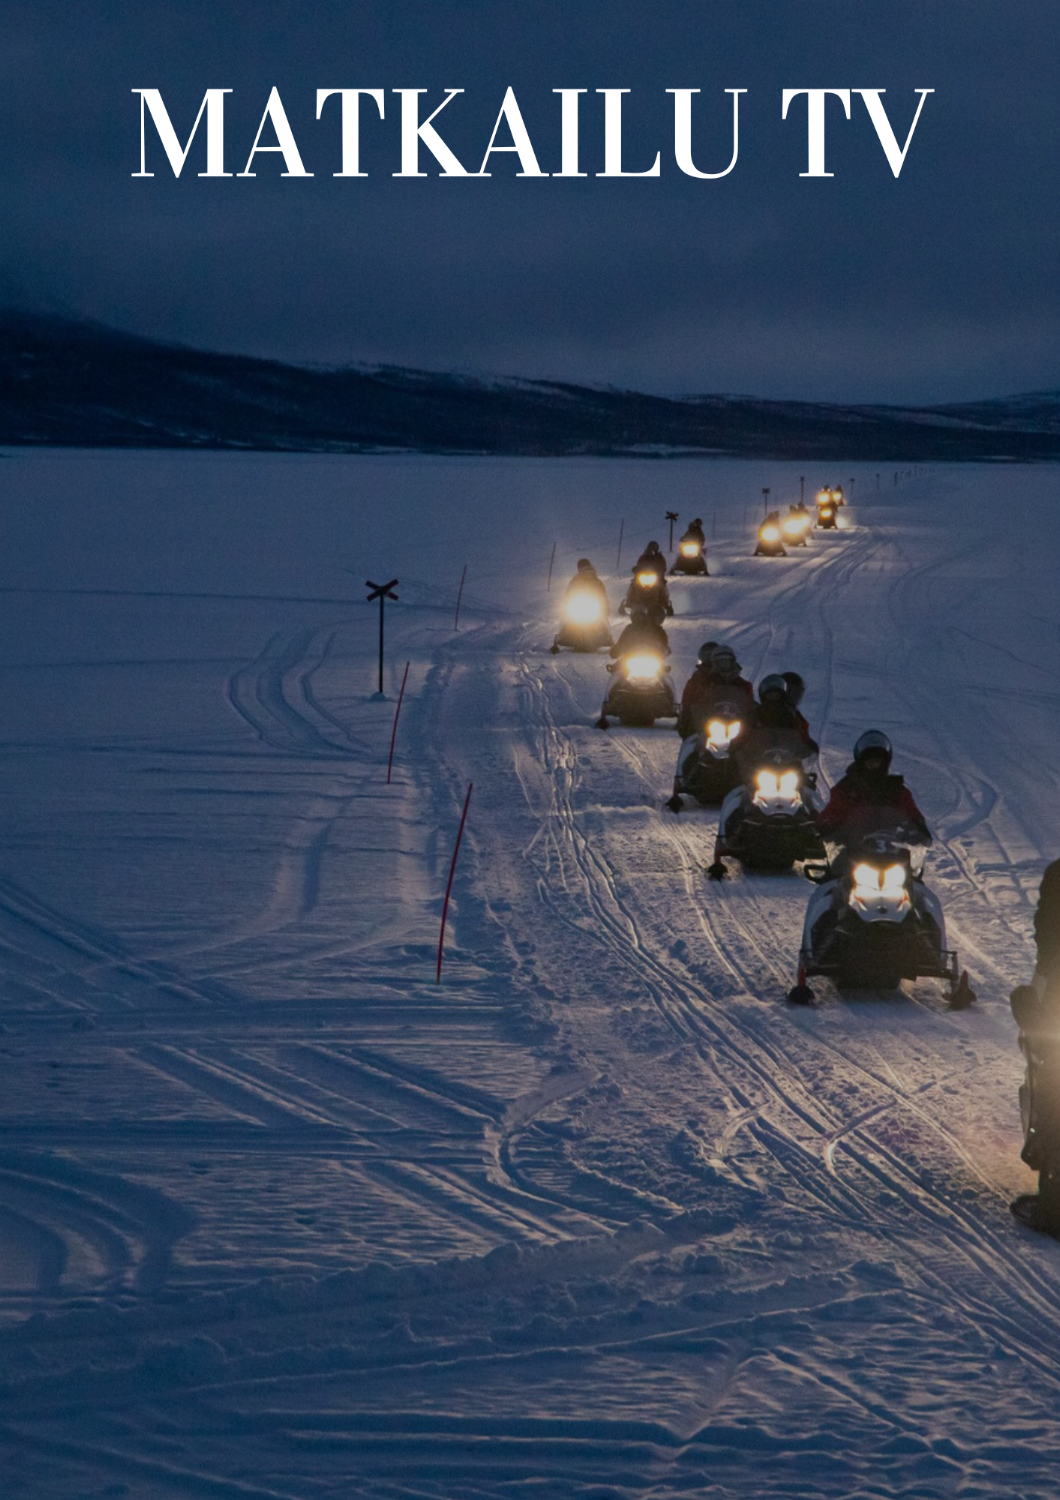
{"left": 546, "top": 529, "right": 973, "bottom": 1013}
{"left": 755, "top": 492, "right": 844, "bottom": 556}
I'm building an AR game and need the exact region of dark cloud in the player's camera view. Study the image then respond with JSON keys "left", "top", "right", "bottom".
{"left": 1, "top": 0, "right": 1057, "bottom": 400}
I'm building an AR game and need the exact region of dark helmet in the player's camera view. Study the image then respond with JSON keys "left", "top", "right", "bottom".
{"left": 576, "top": 558, "right": 594, "bottom": 572}
{"left": 781, "top": 671, "right": 806, "bottom": 706}
{"left": 697, "top": 639, "right": 719, "bottom": 665}
{"left": 629, "top": 603, "right": 650, "bottom": 620}
{"left": 853, "top": 730, "right": 893, "bottom": 770}
{"left": 691, "top": 517, "right": 703, "bottom": 527}
{"left": 759, "top": 672, "right": 790, "bottom": 701}
{"left": 711, "top": 645, "right": 741, "bottom": 678}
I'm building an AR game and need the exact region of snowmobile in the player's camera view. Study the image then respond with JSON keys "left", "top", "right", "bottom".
{"left": 1009, "top": 979, "right": 1060, "bottom": 1235}
{"left": 621, "top": 567, "right": 673, "bottom": 619}
{"left": 816, "top": 496, "right": 838, "bottom": 530}
{"left": 596, "top": 650, "right": 676, "bottom": 729}
{"left": 666, "top": 702, "right": 746, "bottom": 811}
{"left": 781, "top": 507, "right": 812, "bottom": 547}
{"left": 754, "top": 513, "right": 787, "bottom": 557}
{"left": 787, "top": 830, "right": 975, "bottom": 1005}
{"left": 550, "top": 585, "right": 613, "bottom": 654}
{"left": 708, "top": 743, "right": 826, "bottom": 875}
{"left": 670, "top": 532, "right": 709, "bottom": 577}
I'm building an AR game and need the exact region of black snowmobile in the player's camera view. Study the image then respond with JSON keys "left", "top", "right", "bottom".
{"left": 709, "top": 739, "right": 826, "bottom": 875}
{"left": 788, "top": 830, "right": 975, "bottom": 1005}
{"left": 754, "top": 513, "right": 787, "bottom": 557}
{"left": 667, "top": 699, "right": 746, "bottom": 810}
{"left": 670, "top": 523, "right": 709, "bottom": 577}
{"left": 621, "top": 566, "right": 674, "bottom": 619}
{"left": 550, "top": 585, "right": 613, "bottom": 654}
{"left": 597, "top": 649, "right": 676, "bottom": 729}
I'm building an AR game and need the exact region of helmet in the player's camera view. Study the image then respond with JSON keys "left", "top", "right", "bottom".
{"left": 711, "top": 645, "right": 740, "bottom": 678}
{"left": 629, "top": 603, "right": 649, "bottom": 619}
{"left": 781, "top": 671, "right": 805, "bottom": 706}
{"left": 697, "top": 639, "right": 719, "bottom": 665}
{"left": 577, "top": 558, "right": 593, "bottom": 572}
{"left": 759, "top": 673, "right": 789, "bottom": 701}
{"left": 692, "top": 517, "right": 702, "bottom": 527}
{"left": 853, "top": 730, "right": 893, "bottom": 769}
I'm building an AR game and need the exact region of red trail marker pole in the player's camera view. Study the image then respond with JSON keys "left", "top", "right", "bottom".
{"left": 437, "top": 782, "right": 473, "bottom": 983}
{"left": 454, "top": 563, "right": 468, "bottom": 631}
{"left": 386, "top": 660, "right": 410, "bottom": 784}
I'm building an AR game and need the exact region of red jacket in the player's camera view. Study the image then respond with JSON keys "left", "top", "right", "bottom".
{"left": 816, "top": 765, "right": 929, "bottom": 845}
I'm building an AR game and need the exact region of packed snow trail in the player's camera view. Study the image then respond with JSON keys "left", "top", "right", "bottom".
{"left": 1, "top": 452, "right": 1060, "bottom": 1497}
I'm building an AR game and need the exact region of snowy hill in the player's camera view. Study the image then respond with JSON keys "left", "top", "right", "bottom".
{"left": 0, "top": 448, "right": 1059, "bottom": 1497}
{"left": 4, "top": 311, "right": 1060, "bottom": 459}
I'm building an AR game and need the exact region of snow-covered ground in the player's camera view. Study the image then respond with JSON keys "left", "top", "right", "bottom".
{"left": 1, "top": 449, "right": 1059, "bottom": 1498}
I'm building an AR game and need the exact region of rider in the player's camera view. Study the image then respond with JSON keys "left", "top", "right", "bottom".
{"left": 671, "top": 518, "right": 709, "bottom": 575}
{"left": 1011, "top": 859, "right": 1060, "bottom": 1026}
{"left": 736, "top": 673, "right": 818, "bottom": 771}
{"left": 816, "top": 731, "right": 930, "bottom": 846}
{"left": 1009, "top": 860, "right": 1060, "bottom": 1235}
{"left": 562, "top": 558, "right": 609, "bottom": 612}
{"left": 676, "top": 643, "right": 753, "bottom": 738}
{"left": 622, "top": 548, "right": 674, "bottom": 618}
{"left": 633, "top": 540, "right": 667, "bottom": 572}
{"left": 610, "top": 605, "right": 671, "bottom": 660}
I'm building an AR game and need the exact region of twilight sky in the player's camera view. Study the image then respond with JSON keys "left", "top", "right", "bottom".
{"left": 1, "top": 1, "right": 1057, "bottom": 402}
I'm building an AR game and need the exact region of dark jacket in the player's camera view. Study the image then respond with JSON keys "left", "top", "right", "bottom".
{"left": 1035, "top": 859, "right": 1060, "bottom": 979}
{"left": 816, "top": 762, "right": 930, "bottom": 845}
{"left": 610, "top": 618, "right": 670, "bottom": 659}
{"left": 563, "top": 571, "right": 609, "bottom": 611}
{"left": 677, "top": 666, "right": 754, "bottom": 738}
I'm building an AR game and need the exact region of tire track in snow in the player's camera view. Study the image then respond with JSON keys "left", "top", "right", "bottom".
{"left": 0, "top": 874, "right": 234, "bottom": 1018}
{"left": 225, "top": 626, "right": 368, "bottom": 759}
{"left": 0, "top": 1154, "right": 193, "bottom": 1306}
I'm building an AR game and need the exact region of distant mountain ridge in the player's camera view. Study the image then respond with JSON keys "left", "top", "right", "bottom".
{"left": 3, "top": 311, "right": 1059, "bottom": 460}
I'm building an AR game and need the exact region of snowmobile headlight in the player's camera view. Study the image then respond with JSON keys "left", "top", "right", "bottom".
{"left": 782, "top": 518, "right": 801, "bottom": 537}
{"left": 755, "top": 769, "right": 780, "bottom": 796}
{"left": 565, "top": 591, "right": 603, "bottom": 625}
{"left": 625, "top": 653, "right": 662, "bottom": 683}
{"left": 819, "top": 505, "right": 834, "bottom": 518}
{"left": 760, "top": 525, "right": 780, "bottom": 544}
{"left": 706, "top": 718, "right": 741, "bottom": 752}
{"left": 636, "top": 570, "right": 659, "bottom": 588}
{"left": 680, "top": 541, "right": 700, "bottom": 557}
{"left": 779, "top": 770, "right": 799, "bottom": 796}
{"left": 851, "top": 860, "right": 910, "bottom": 914}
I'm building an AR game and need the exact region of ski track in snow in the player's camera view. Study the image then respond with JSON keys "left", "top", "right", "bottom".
{"left": 2, "top": 454, "right": 1060, "bottom": 1497}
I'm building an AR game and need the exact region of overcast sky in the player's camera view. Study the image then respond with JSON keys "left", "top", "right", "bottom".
{"left": 1, "top": 1, "right": 1057, "bottom": 402}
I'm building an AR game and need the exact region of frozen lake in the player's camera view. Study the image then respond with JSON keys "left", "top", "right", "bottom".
{"left": 1, "top": 448, "right": 1059, "bottom": 1498}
